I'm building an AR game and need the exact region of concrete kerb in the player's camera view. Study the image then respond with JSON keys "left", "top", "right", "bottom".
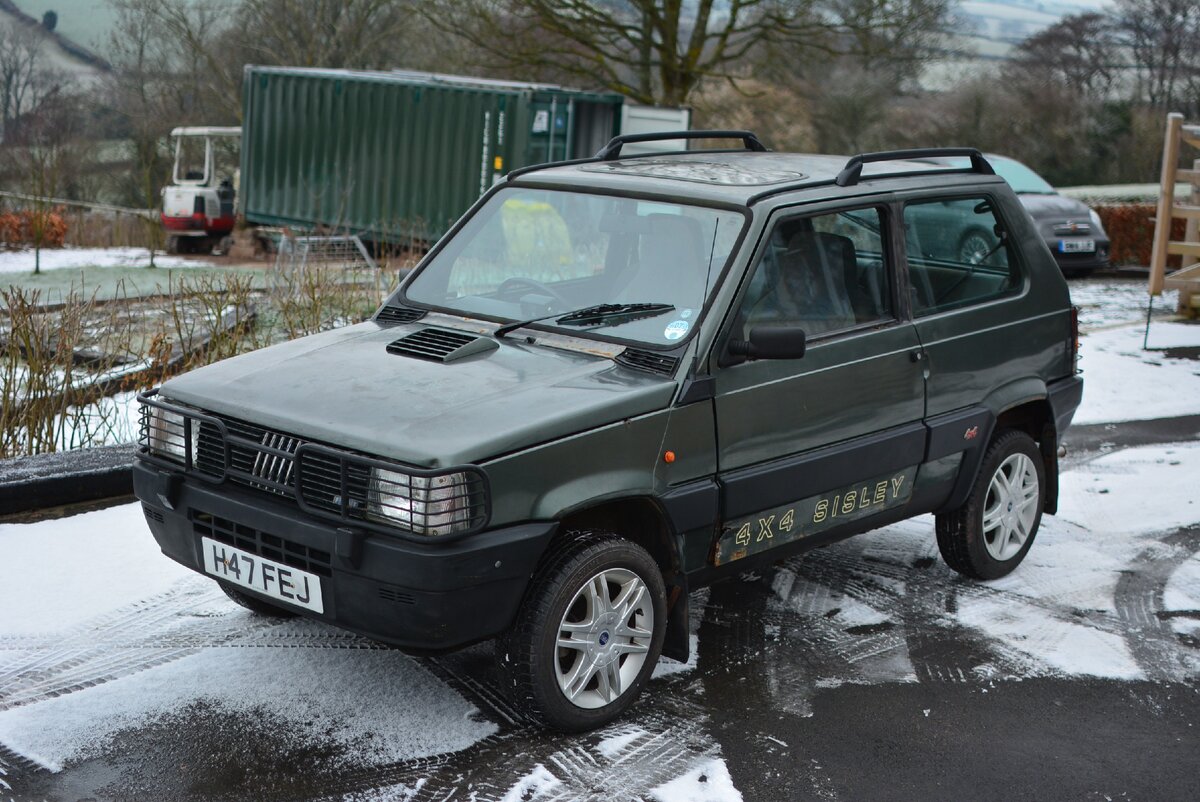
{"left": 0, "top": 444, "right": 136, "bottom": 517}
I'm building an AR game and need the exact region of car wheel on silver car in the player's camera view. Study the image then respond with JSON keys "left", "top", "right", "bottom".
{"left": 936, "top": 429, "right": 1046, "bottom": 580}
{"left": 495, "top": 534, "right": 666, "bottom": 731}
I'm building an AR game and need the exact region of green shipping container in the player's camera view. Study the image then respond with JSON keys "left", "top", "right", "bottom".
{"left": 240, "top": 66, "right": 626, "bottom": 243}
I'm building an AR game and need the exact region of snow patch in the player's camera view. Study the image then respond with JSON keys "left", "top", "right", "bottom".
{"left": 1075, "top": 324, "right": 1200, "bottom": 425}
{"left": 596, "top": 725, "right": 647, "bottom": 759}
{"left": 0, "top": 647, "right": 495, "bottom": 773}
{"left": 652, "top": 633, "right": 699, "bottom": 679}
{"left": 499, "top": 764, "right": 561, "bottom": 802}
{"left": 0, "top": 247, "right": 211, "bottom": 274}
{"left": 650, "top": 757, "right": 743, "bottom": 802}
{"left": 1056, "top": 443, "right": 1200, "bottom": 537}
{"left": 0, "top": 502, "right": 193, "bottom": 636}
{"left": 955, "top": 596, "right": 1142, "bottom": 679}
{"left": 1163, "top": 553, "right": 1200, "bottom": 639}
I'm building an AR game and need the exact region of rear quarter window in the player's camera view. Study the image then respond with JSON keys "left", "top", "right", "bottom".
{"left": 903, "top": 197, "right": 1021, "bottom": 315}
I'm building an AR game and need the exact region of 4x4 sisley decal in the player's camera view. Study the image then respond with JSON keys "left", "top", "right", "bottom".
{"left": 715, "top": 467, "right": 917, "bottom": 566}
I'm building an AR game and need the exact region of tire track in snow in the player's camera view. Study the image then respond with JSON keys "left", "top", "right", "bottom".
{"left": 0, "top": 581, "right": 287, "bottom": 712}
{"left": 1114, "top": 526, "right": 1200, "bottom": 681}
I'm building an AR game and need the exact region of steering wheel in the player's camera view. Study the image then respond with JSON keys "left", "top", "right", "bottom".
{"left": 496, "top": 277, "right": 572, "bottom": 309}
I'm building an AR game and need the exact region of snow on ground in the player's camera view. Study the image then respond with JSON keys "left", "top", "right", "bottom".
{"left": 1163, "top": 554, "right": 1200, "bottom": 641}
{"left": 0, "top": 645, "right": 493, "bottom": 773}
{"left": 1070, "top": 280, "right": 1176, "bottom": 331}
{"left": 0, "top": 501, "right": 496, "bottom": 773}
{"left": 498, "top": 764, "right": 562, "bottom": 801}
{"left": 0, "top": 247, "right": 211, "bottom": 274}
{"left": 1075, "top": 322, "right": 1200, "bottom": 424}
{"left": 949, "top": 442, "right": 1200, "bottom": 680}
{"left": 1055, "top": 443, "right": 1200, "bottom": 537}
{"left": 650, "top": 757, "right": 742, "bottom": 802}
{"left": 0, "top": 502, "right": 192, "bottom": 636}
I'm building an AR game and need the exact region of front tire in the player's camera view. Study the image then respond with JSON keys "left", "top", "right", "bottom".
{"left": 496, "top": 534, "right": 666, "bottom": 732}
{"left": 936, "top": 430, "right": 1046, "bottom": 580}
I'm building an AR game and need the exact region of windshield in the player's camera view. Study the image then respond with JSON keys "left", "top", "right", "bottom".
{"left": 990, "top": 157, "right": 1055, "bottom": 195}
{"left": 404, "top": 187, "right": 745, "bottom": 346}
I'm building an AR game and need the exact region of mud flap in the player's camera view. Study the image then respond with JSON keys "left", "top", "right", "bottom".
{"left": 661, "top": 572, "right": 690, "bottom": 663}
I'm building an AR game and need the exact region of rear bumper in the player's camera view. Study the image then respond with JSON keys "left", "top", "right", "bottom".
{"left": 134, "top": 460, "right": 555, "bottom": 652}
{"left": 1048, "top": 374, "right": 1084, "bottom": 437}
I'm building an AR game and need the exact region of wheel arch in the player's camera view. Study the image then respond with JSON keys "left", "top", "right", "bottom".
{"left": 938, "top": 393, "right": 1059, "bottom": 515}
{"left": 548, "top": 495, "right": 692, "bottom": 663}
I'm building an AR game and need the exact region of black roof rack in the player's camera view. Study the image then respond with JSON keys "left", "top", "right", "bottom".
{"left": 593, "top": 129, "right": 768, "bottom": 161}
{"left": 835, "top": 148, "right": 994, "bottom": 187}
{"left": 506, "top": 129, "right": 768, "bottom": 182}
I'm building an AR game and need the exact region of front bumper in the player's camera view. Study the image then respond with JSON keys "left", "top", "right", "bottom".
{"left": 1044, "top": 236, "right": 1110, "bottom": 272}
{"left": 134, "top": 459, "right": 555, "bottom": 652}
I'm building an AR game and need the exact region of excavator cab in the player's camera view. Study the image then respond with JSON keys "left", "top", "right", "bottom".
{"left": 161, "top": 126, "right": 241, "bottom": 254}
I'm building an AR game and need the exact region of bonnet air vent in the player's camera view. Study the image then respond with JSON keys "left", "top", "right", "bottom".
{"left": 616, "top": 348, "right": 680, "bottom": 376}
{"left": 375, "top": 304, "right": 427, "bottom": 325}
{"left": 386, "top": 327, "right": 498, "bottom": 363}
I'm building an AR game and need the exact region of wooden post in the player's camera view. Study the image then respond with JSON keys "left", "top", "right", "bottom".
{"left": 1187, "top": 157, "right": 1200, "bottom": 246}
{"left": 1149, "top": 113, "right": 1183, "bottom": 297}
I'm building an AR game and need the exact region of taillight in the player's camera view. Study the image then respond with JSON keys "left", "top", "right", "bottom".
{"left": 1069, "top": 305, "right": 1080, "bottom": 371}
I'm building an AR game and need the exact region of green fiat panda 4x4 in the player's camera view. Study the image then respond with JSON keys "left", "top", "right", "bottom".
{"left": 136, "top": 132, "right": 1082, "bottom": 731}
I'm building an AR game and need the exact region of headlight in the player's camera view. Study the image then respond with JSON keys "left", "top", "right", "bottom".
{"left": 139, "top": 402, "right": 198, "bottom": 465}
{"left": 1088, "top": 208, "right": 1103, "bottom": 231}
{"left": 367, "top": 467, "right": 481, "bottom": 536}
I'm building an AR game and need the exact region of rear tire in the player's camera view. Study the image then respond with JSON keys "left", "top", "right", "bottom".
{"left": 495, "top": 533, "right": 666, "bottom": 732}
{"left": 219, "top": 581, "right": 298, "bottom": 618}
{"left": 936, "top": 430, "right": 1046, "bottom": 580}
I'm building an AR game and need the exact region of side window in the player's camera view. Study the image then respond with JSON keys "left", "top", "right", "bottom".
{"left": 903, "top": 197, "right": 1020, "bottom": 315}
{"left": 737, "top": 207, "right": 892, "bottom": 339}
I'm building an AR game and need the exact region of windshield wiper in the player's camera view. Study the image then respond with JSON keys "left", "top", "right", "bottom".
{"left": 494, "top": 302, "right": 675, "bottom": 339}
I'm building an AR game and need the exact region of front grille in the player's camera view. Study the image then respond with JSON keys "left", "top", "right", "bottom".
{"left": 193, "top": 510, "right": 332, "bottom": 577}
{"left": 196, "top": 415, "right": 301, "bottom": 496}
{"left": 295, "top": 447, "right": 372, "bottom": 517}
{"left": 616, "top": 348, "right": 680, "bottom": 376}
{"left": 1052, "top": 221, "right": 1091, "bottom": 235}
{"left": 138, "top": 392, "right": 490, "bottom": 538}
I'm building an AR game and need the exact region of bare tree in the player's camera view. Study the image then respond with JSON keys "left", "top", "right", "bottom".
{"left": 1116, "top": 0, "right": 1200, "bottom": 113}
{"left": 422, "top": 1, "right": 948, "bottom": 107}
{"left": 133, "top": 0, "right": 428, "bottom": 121}
{"left": 0, "top": 17, "right": 46, "bottom": 140}
{"left": 1010, "top": 13, "right": 1120, "bottom": 100}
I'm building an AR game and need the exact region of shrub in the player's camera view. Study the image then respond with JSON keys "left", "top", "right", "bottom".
{"left": 0, "top": 208, "right": 69, "bottom": 249}
{"left": 1092, "top": 203, "right": 1186, "bottom": 268}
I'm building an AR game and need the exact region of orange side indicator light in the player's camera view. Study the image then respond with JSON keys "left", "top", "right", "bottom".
{"left": 663, "top": 451, "right": 676, "bottom": 464}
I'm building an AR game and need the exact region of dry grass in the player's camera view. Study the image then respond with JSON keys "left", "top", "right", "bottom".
{"left": 0, "top": 266, "right": 404, "bottom": 459}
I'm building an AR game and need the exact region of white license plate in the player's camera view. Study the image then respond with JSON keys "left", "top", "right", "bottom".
{"left": 1059, "top": 239, "right": 1095, "bottom": 253}
{"left": 202, "top": 536, "right": 324, "bottom": 614}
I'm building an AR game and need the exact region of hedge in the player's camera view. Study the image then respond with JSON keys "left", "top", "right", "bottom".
{"left": 0, "top": 209, "right": 69, "bottom": 249}
{"left": 1093, "top": 203, "right": 1186, "bottom": 268}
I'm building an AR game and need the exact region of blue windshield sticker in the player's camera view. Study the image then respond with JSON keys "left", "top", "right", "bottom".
{"left": 664, "top": 320, "right": 689, "bottom": 340}
{"left": 680, "top": 308, "right": 694, "bottom": 319}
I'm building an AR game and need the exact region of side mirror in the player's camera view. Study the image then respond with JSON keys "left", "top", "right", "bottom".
{"left": 728, "top": 326, "right": 807, "bottom": 361}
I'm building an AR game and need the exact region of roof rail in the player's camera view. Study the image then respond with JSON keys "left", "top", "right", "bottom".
{"left": 835, "top": 148, "right": 994, "bottom": 187}
{"left": 506, "top": 129, "right": 769, "bottom": 182}
{"left": 594, "top": 130, "right": 768, "bottom": 161}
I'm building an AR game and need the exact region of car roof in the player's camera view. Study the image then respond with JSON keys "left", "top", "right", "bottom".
{"left": 509, "top": 150, "right": 1007, "bottom": 206}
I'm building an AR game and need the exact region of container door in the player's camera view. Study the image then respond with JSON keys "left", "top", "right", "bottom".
{"left": 571, "top": 101, "right": 618, "bottom": 158}
{"left": 526, "top": 99, "right": 570, "bottom": 164}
